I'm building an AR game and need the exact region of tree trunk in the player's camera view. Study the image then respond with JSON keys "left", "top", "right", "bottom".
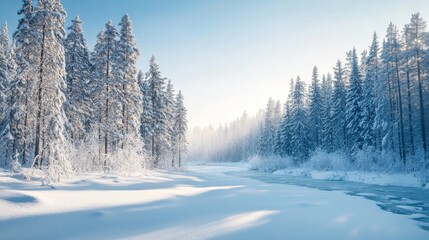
{"left": 104, "top": 84, "right": 109, "bottom": 159}
{"left": 4, "top": 141, "right": 8, "bottom": 166}
{"left": 405, "top": 58, "right": 415, "bottom": 156}
{"left": 394, "top": 54, "right": 406, "bottom": 164}
{"left": 34, "top": 21, "right": 46, "bottom": 169}
{"left": 104, "top": 48, "right": 111, "bottom": 167}
{"left": 151, "top": 78, "right": 156, "bottom": 167}
{"left": 98, "top": 120, "right": 101, "bottom": 163}
{"left": 21, "top": 76, "right": 29, "bottom": 165}
{"left": 121, "top": 54, "right": 128, "bottom": 150}
{"left": 70, "top": 44, "right": 77, "bottom": 141}
{"left": 121, "top": 82, "right": 126, "bottom": 150}
{"left": 386, "top": 64, "right": 395, "bottom": 152}
{"left": 178, "top": 149, "right": 181, "bottom": 168}
{"left": 416, "top": 51, "right": 427, "bottom": 159}
{"left": 22, "top": 111, "right": 28, "bottom": 165}
{"left": 41, "top": 111, "right": 46, "bottom": 166}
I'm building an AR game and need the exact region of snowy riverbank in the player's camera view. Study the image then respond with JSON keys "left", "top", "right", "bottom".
{"left": 273, "top": 169, "right": 427, "bottom": 188}
{"left": 247, "top": 154, "right": 429, "bottom": 188}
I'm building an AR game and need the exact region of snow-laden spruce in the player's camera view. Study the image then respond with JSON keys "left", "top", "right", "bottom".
{"left": 117, "top": 14, "right": 142, "bottom": 150}
{"left": 0, "top": 23, "right": 9, "bottom": 138}
{"left": 172, "top": 90, "right": 188, "bottom": 167}
{"left": 259, "top": 98, "right": 280, "bottom": 156}
{"left": 64, "top": 16, "right": 92, "bottom": 141}
{"left": 308, "top": 66, "right": 323, "bottom": 151}
{"left": 345, "top": 48, "right": 364, "bottom": 154}
{"left": 92, "top": 20, "right": 121, "bottom": 164}
{"left": 5, "top": 0, "right": 37, "bottom": 167}
{"left": 31, "top": 0, "right": 68, "bottom": 173}
{"left": 290, "top": 76, "right": 310, "bottom": 162}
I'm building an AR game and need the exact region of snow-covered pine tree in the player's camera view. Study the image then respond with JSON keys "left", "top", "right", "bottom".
{"left": 259, "top": 98, "right": 276, "bottom": 156}
{"left": 0, "top": 23, "right": 8, "bottom": 129}
{"left": 64, "top": 16, "right": 92, "bottom": 141}
{"left": 32, "top": 0, "right": 68, "bottom": 173}
{"left": 10, "top": 0, "right": 38, "bottom": 165}
{"left": 146, "top": 56, "right": 168, "bottom": 167}
{"left": 274, "top": 101, "right": 282, "bottom": 129}
{"left": 139, "top": 70, "right": 154, "bottom": 158}
{"left": 361, "top": 32, "right": 379, "bottom": 149}
{"left": 173, "top": 90, "right": 188, "bottom": 167}
{"left": 90, "top": 30, "right": 105, "bottom": 162}
{"left": 308, "top": 66, "right": 322, "bottom": 150}
{"left": 91, "top": 21, "right": 121, "bottom": 165}
{"left": 1, "top": 41, "right": 12, "bottom": 166}
{"left": 164, "top": 80, "right": 176, "bottom": 166}
{"left": 345, "top": 48, "right": 364, "bottom": 153}
{"left": 344, "top": 50, "right": 353, "bottom": 83}
{"left": 290, "top": 76, "right": 309, "bottom": 162}
{"left": 402, "top": 23, "right": 416, "bottom": 157}
{"left": 384, "top": 23, "right": 406, "bottom": 163}
{"left": 406, "top": 13, "right": 427, "bottom": 160}
{"left": 117, "top": 14, "right": 142, "bottom": 149}
{"left": 283, "top": 79, "right": 295, "bottom": 156}
{"left": 375, "top": 40, "right": 394, "bottom": 154}
{"left": 380, "top": 39, "right": 398, "bottom": 155}
{"left": 331, "top": 60, "right": 347, "bottom": 152}
{"left": 0, "top": 23, "right": 10, "bottom": 164}
{"left": 275, "top": 80, "right": 294, "bottom": 157}
{"left": 360, "top": 50, "right": 368, "bottom": 81}
{"left": 321, "top": 73, "right": 334, "bottom": 152}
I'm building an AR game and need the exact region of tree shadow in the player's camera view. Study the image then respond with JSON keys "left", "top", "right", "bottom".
{"left": 0, "top": 184, "right": 281, "bottom": 240}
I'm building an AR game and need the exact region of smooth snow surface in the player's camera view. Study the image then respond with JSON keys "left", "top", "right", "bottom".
{"left": 0, "top": 163, "right": 428, "bottom": 240}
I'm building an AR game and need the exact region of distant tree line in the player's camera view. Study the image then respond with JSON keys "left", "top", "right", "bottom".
{"left": 190, "top": 13, "right": 428, "bottom": 170}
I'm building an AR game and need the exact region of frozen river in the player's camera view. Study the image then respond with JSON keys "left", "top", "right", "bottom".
{"left": 227, "top": 169, "right": 429, "bottom": 232}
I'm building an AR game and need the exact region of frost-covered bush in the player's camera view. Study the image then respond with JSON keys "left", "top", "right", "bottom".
{"left": 304, "top": 150, "right": 350, "bottom": 171}
{"left": 66, "top": 132, "right": 105, "bottom": 173}
{"left": 44, "top": 154, "right": 72, "bottom": 185}
{"left": 247, "top": 147, "right": 429, "bottom": 184}
{"left": 353, "top": 148, "right": 391, "bottom": 172}
{"left": 105, "top": 136, "right": 147, "bottom": 175}
{"left": 249, "top": 155, "right": 293, "bottom": 172}
{"left": 42, "top": 139, "right": 73, "bottom": 185}
{"left": 65, "top": 132, "right": 149, "bottom": 175}
{"left": 10, "top": 153, "right": 22, "bottom": 173}
{"left": 19, "top": 130, "right": 153, "bottom": 184}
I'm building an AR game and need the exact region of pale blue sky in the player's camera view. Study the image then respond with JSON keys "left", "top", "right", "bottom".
{"left": 1, "top": 0, "right": 429, "bottom": 128}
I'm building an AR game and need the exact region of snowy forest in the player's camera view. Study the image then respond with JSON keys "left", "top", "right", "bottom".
{"left": 0, "top": 0, "right": 188, "bottom": 182}
{"left": 1, "top": 1, "right": 429, "bottom": 239}
{"left": 188, "top": 13, "right": 429, "bottom": 180}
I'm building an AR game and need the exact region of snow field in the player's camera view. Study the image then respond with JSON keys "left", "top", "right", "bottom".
{"left": 0, "top": 164, "right": 428, "bottom": 240}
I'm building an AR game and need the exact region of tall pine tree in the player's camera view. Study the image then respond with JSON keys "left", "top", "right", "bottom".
{"left": 406, "top": 13, "right": 427, "bottom": 160}
{"left": 32, "top": 0, "right": 68, "bottom": 172}
{"left": 92, "top": 21, "right": 121, "bottom": 164}
{"left": 117, "top": 14, "right": 142, "bottom": 149}
{"left": 345, "top": 48, "right": 364, "bottom": 153}
{"left": 332, "top": 60, "right": 347, "bottom": 151}
{"left": 173, "top": 91, "right": 188, "bottom": 167}
{"left": 146, "top": 56, "right": 168, "bottom": 167}
{"left": 308, "top": 66, "right": 322, "bottom": 150}
{"left": 64, "top": 16, "right": 92, "bottom": 141}
{"left": 290, "top": 76, "right": 309, "bottom": 162}
{"left": 361, "top": 32, "right": 379, "bottom": 149}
